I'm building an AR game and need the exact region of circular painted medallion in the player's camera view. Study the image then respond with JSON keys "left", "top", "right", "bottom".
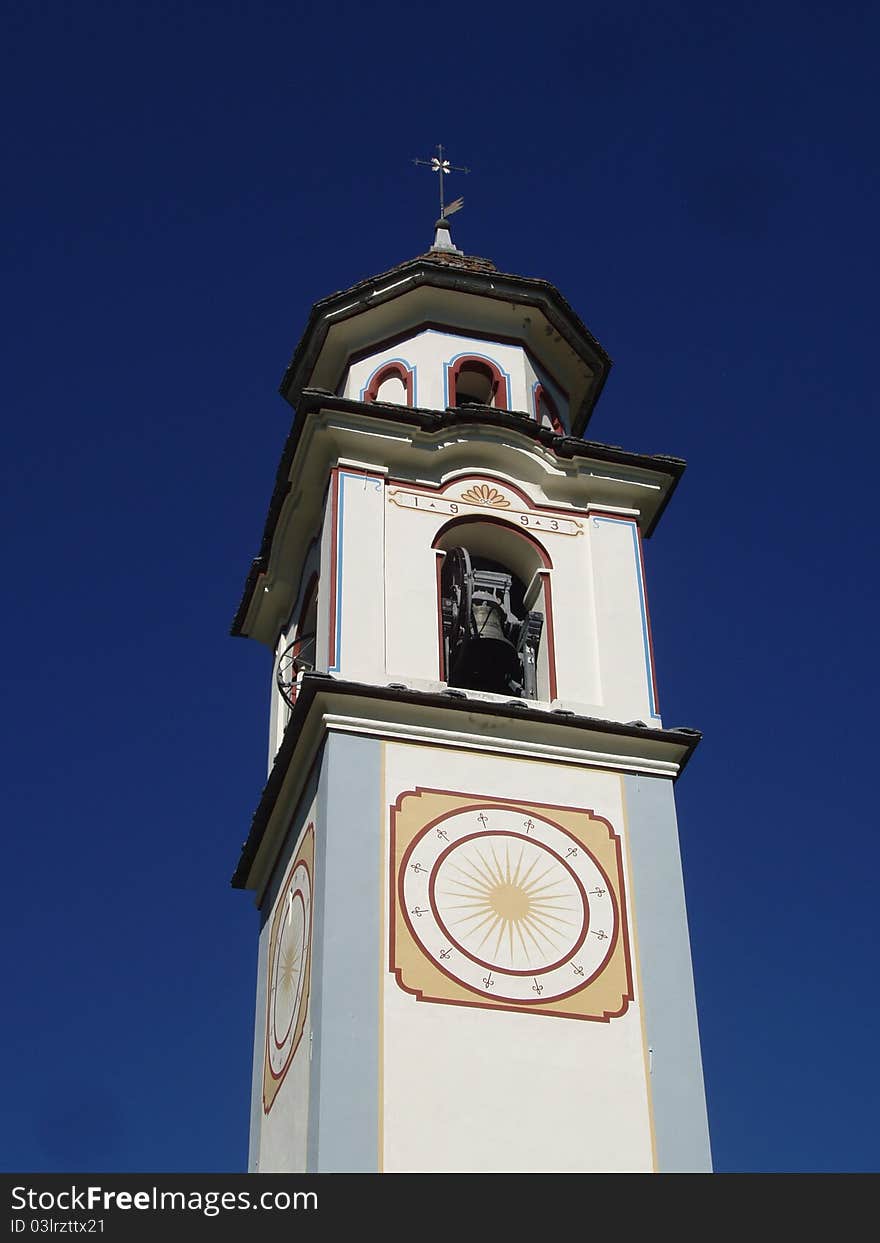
{"left": 400, "top": 806, "right": 617, "bottom": 1004}
{"left": 267, "top": 860, "right": 311, "bottom": 1080}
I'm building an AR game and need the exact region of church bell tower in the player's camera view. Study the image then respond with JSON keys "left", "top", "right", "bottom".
{"left": 231, "top": 207, "right": 712, "bottom": 1173}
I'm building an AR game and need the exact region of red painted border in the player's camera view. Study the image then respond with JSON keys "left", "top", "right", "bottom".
{"left": 364, "top": 360, "right": 414, "bottom": 407}
{"left": 327, "top": 469, "right": 340, "bottom": 669}
{"left": 541, "top": 574, "right": 559, "bottom": 701}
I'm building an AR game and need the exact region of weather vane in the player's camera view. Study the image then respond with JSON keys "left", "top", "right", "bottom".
{"left": 412, "top": 143, "right": 469, "bottom": 221}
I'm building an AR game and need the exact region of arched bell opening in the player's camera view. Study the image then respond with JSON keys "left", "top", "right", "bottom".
{"left": 362, "top": 360, "right": 414, "bottom": 407}
{"left": 433, "top": 518, "right": 556, "bottom": 701}
{"left": 447, "top": 355, "right": 509, "bottom": 410}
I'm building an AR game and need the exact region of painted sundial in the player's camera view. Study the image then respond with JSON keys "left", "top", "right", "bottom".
{"left": 263, "top": 824, "right": 314, "bottom": 1112}
{"left": 392, "top": 791, "right": 632, "bottom": 1021}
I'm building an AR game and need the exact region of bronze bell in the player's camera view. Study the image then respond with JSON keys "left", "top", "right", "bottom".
{"left": 441, "top": 545, "right": 543, "bottom": 698}
{"left": 451, "top": 595, "right": 521, "bottom": 692}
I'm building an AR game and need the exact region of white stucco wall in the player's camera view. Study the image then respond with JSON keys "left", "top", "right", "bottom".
{"left": 381, "top": 741, "right": 655, "bottom": 1173}
{"left": 267, "top": 458, "right": 662, "bottom": 763}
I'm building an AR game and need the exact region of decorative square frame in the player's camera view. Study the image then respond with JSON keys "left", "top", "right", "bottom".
{"left": 390, "top": 789, "right": 633, "bottom": 1021}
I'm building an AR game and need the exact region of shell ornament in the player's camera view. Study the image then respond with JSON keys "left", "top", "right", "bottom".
{"left": 459, "top": 483, "right": 510, "bottom": 508}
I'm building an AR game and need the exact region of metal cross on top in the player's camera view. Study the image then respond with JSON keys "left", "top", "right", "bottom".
{"left": 412, "top": 143, "right": 470, "bottom": 221}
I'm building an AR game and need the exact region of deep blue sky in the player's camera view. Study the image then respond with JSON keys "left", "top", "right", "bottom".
{"left": 2, "top": 1, "right": 878, "bottom": 1174}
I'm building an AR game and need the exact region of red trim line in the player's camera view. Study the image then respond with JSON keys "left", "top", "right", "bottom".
{"left": 363, "top": 360, "right": 414, "bottom": 407}
{"left": 541, "top": 574, "right": 558, "bottom": 701}
{"left": 435, "top": 550, "right": 446, "bottom": 682}
{"left": 327, "top": 469, "right": 340, "bottom": 668}
{"left": 447, "top": 354, "right": 509, "bottom": 410}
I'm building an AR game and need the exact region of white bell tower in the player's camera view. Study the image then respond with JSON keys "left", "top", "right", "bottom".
{"left": 231, "top": 218, "right": 712, "bottom": 1173}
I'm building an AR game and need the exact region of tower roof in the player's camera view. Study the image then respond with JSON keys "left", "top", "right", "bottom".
{"left": 231, "top": 242, "right": 683, "bottom": 646}
{"left": 278, "top": 248, "right": 613, "bottom": 436}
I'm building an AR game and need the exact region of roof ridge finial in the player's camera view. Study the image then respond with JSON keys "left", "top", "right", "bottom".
{"left": 412, "top": 143, "right": 469, "bottom": 252}
{"left": 430, "top": 216, "right": 463, "bottom": 255}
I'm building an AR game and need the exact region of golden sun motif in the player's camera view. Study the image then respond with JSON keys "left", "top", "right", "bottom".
{"left": 433, "top": 835, "right": 584, "bottom": 974}
{"left": 278, "top": 943, "right": 302, "bottom": 997}
{"left": 264, "top": 836, "right": 314, "bottom": 1112}
{"left": 393, "top": 793, "right": 631, "bottom": 1018}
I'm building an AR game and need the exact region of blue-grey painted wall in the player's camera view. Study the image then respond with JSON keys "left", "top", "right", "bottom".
{"left": 623, "top": 774, "right": 712, "bottom": 1172}
{"left": 308, "top": 731, "right": 383, "bottom": 1172}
